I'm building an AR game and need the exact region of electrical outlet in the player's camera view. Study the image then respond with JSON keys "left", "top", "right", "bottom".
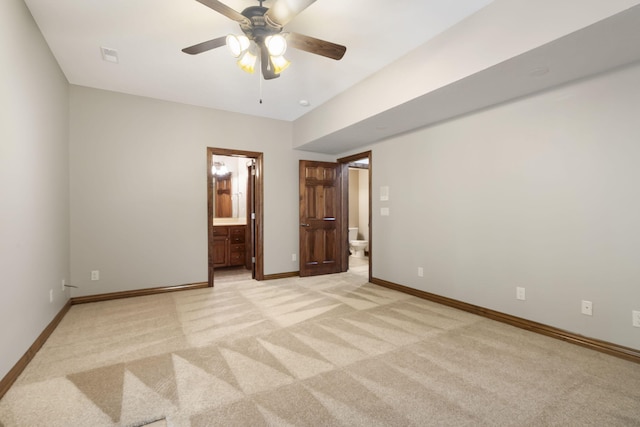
{"left": 418, "top": 267, "right": 424, "bottom": 277}
{"left": 61, "top": 279, "right": 66, "bottom": 292}
{"left": 292, "top": 254, "right": 297, "bottom": 262}
{"left": 91, "top": 270, "right": 100, "bottom": 281}
{"left": 49, "top": 289, "right": 53, "bottom": 303}
{"left": 516, "top": 287, "right": 526, "bottom": 301}
{"left": 581, "top": 300, "right": 593, "bottom": 316}
{"left": 633, "top": 310, "right": 640, "bottom": 328}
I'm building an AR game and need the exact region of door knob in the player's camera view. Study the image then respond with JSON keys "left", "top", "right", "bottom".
{"left": 300, "top": 223, "right": 310, "bottom": 227}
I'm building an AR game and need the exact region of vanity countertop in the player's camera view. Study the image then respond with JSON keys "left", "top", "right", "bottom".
{"left": 213, "top": 218, "right": 247, "bottom": 226}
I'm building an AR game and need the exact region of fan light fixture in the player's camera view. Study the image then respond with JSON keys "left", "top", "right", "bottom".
{"left": 265, "top": 34, "right": 287, "bottom": 56}
{"left": 226, "top": 34, "right": 250, "bottom": 57}
{"left": 237, "top": 49, "right": 258, "bottom": 73}
{"left": 270, "top": 55, "right": 290, "bottom": 74}
{"left": 181, "top": 0, "right": 347, "bottom": 81}
{"left": 225, "top": 33, "right": 290, "bottom": 76}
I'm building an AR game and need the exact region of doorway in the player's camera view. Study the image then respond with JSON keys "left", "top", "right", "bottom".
{"left": 339, "top": 151, "right": 372, "bottom": 282}
{"left": 298, "top": 152, "right": 372, "bottom": 281}
{"left": 299, "top": 160, "right": 344, "bottom": 277}
{"left": 207, "top": 147, "right": 264, "bottom": 287}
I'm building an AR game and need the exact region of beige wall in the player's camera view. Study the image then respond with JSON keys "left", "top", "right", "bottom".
{"left": 69, "top": 86, "right": 332, "bottom": 297}
{"left": 364, "top": 62, "right": 640, "bottom": 350}
{"left": 348, "top": 168, "right": 369, "bottom": 242}
{"left": 358, "top": 169, "right": 369, "bottom": 242}
{"left": 0, "top": 0, "right": 70, "bottom": 379}
{"left": 348, "top": 169, "right": 359, "bottom": 228}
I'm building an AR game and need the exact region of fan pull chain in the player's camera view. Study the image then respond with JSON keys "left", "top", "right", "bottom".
{"left": 259, "top": 72, "right": 263, "bottom": 104}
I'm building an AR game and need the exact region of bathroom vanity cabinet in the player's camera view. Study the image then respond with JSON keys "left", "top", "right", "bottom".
{"left": 212, "top": 225, "right": 246, "bottom": 268}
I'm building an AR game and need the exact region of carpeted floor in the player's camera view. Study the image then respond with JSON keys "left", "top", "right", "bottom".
{"left": 1, "top": 259, "right": 639, "bottom": 426}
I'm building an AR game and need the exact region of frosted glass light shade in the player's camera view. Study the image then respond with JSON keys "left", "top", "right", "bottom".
{"left": 265, "top": 34, "right": 287, "bottom": 57}
{"left": 270, "top": 55, "right": 290, "bottom": 74}
{"left": 237, "top": 50, "right": 257, "bottom": 73}
{"left": 226, "top": 34, "right": 250, "bottom": 57}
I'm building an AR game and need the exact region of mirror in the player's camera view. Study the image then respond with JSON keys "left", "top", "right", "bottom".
{"left": 212, "top": 155, "right": 248, "bottom": 225}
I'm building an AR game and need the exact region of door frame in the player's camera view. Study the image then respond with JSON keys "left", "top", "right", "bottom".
{"left": 207, "top": 147, "right": 264, "bottom": 286}
{"left": 338, "top": 150, "right": 372, "bottom": 282}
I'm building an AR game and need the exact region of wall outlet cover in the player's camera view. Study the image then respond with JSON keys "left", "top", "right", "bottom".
{"left": 581, "top": 300, "right": 593, "bottom": 316}
{"left": 516, "top": 287, "right": 526, "bottom": 301}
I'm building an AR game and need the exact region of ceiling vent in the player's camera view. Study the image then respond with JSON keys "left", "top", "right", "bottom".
{"left": 100, "top": 47, "right": 119, "bottom": 63}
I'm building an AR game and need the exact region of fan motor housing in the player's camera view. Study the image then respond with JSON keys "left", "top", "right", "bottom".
{"left": 240, "top": 6, "right": 281, "bottom": 40}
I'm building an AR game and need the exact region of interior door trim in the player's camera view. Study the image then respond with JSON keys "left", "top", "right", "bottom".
{"left": 337, "top": 150, "right": 372, "bottom": 282}
{"left": 207, "top": 147, "right": 264, "bottom": 286}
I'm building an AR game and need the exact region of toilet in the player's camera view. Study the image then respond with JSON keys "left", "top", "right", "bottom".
{"left": 348, "top": 227, "right": 369, "bottom": 258}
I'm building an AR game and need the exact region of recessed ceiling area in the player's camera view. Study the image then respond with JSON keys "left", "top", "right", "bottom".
{"left": 292, "top": 2, "right": 640, "bottom": 153}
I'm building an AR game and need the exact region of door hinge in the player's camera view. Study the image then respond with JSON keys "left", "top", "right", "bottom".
{"left": 252, "top": 257, "right": 256, "bottom": 263}
{"left": 251, "top": 212, "right": 255, "bottom": 220}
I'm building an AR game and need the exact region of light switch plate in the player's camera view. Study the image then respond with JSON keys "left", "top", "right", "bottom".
{"left": 380, "top": 186, "right": 389, "bottom": 201}
{"left": 632, "top": 310, "right": 640, "bottom": 327}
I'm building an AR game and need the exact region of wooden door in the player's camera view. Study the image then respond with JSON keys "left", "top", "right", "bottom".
{"left": 246, "top": 162, "right": 255, "bottom": 274}
{"left": 299, "top": 160, "right": 344, "bottom": 277}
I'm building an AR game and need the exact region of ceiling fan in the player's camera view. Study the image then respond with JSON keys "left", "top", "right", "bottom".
{"left": 182, "top": 0, "right": 347, "bottom": 80}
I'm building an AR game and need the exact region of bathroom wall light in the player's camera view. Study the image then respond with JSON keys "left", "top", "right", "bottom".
{"left": 212, "top": 161, "right": 229, "bottom": 176}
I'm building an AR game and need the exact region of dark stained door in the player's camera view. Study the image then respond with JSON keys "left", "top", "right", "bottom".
{"left": 299, "top": 160, "right": 344, "bottom": 277}
{"left": 246, "top": 160, "right": 256, "bottom": 276}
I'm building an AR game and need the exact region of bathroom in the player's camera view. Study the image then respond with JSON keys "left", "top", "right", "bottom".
{"left": 348, "top": 158, "right": 369, "bottom": 268}
{"left": 212, "top": 155, "right": 249, "bottom": 223}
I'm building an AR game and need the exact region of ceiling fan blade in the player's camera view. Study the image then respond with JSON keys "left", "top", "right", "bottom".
{"left": 182, "top": 36, "right": 227, "bottom": 55}
{"left": 287, "top": 32, "right": 346, "bottom": 60}
{"left": 195, "top": 0, "right": 250, "bottom": 24}
{"left": 265, "top": 0, "right": 316, "bottom": 27}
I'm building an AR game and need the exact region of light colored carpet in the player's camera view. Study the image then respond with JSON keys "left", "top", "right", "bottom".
{"left": 1, "top": 261, "right": 639, "bottom": 426}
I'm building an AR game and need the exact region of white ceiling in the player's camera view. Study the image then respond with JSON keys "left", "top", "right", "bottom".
{"left": 22, "top": 0, "right": 493, "bottom": 122}
{"left": 22, "top": 0, "right": 640, "bottom": 155}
